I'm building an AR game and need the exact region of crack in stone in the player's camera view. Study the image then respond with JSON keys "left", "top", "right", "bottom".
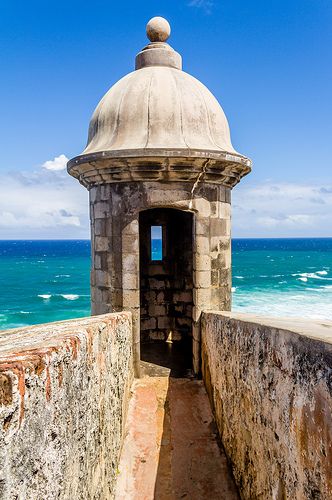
{"left": 189, "top": 159, "right": 209, "bottom": 210}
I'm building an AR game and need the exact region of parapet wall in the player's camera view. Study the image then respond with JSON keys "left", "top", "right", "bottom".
{"left": 0, "top": 313, "right": 133, "bottom": 500}
{"left": 202, "top": 311, "right": 332, "bottom": 500}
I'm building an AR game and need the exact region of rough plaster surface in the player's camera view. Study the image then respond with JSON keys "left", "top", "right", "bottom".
{"left": 202, "top": 311, "right": 332, "bottom": 500}
{"left": 0, "top": 313, "right": 133, "bottom": 500}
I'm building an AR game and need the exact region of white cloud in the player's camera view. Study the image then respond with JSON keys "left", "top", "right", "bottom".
{"left": 232, "top": 181, "right": 332, "bottom": 237}
{"left": 188, "top": 0, "right": 214, "bottom": 13}
{"left": 42, "top": 154, "right": 69, "bottom": 171}
{"left": 1, "top": 156, "right": 331, "bottom": 239}
{"left": 0, "top": 155, "right": 89, "bottom": 239}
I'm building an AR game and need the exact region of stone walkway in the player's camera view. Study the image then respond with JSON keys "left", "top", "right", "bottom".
{"left": 115, "top": 350, "right": 239, "bottom": 500}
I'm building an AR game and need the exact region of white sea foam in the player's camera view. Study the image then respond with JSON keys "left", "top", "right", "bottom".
{"left": 292, "top": 272, "right": 332, "bottom": 280}
{"left": 231, "top": 287, "right": 237, "bottom": 292}
{"left": 20, "top": 311, "right": 31, "bottom": 314}
{"left": 233, "top": 288, "right": 332, "bottom": 321}
{"left": 38, "top": 294, "right": 51, "bottom": 299}
{"left": 61, "top": 294, "right": 79, "bottom": 300}
{"left": 317, "top": 270, "right": 328, "bottom": 275}
{"left": 298, "top": 277, "right": 308, "bottom": 282}
{"left": 55, "top": 274, "right": 71, "bottom": 278}
{"left": 234, "top": 276, "right": 244, "bottom": 279}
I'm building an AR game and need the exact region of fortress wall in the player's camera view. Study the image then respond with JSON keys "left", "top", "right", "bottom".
{"left": 201, "top": 311, "right": 332, "bottom": 500}
{"left": 0, "top": 313, "right": 133, "bottom": 500}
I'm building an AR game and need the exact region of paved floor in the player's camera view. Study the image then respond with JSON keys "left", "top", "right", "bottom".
{"left": 115, "top": 343, "right": 239, "bottom": 500}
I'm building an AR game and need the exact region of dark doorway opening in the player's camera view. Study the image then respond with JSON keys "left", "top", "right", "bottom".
{"left": 139, "top": 208, "right": 193, "bottom": 376}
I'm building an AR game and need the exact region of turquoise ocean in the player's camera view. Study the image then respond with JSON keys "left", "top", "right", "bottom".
{"left": 0, "top": 238, "right": 331, "bottom": 330}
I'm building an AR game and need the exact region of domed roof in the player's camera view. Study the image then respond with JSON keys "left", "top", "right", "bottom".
{"left": 68, "top": 17, "right": 251, "bottom": 188}
{"left": 84, "top": 67, "right": 236, "bottom": 155}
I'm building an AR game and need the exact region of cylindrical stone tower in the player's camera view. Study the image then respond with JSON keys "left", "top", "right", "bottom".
{"left": 68, "top": 17, "right": 251, "bottom": 376}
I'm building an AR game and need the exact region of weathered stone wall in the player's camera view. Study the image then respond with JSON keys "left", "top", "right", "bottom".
{"left": 202, "top": 311, "right": 332, "bottom": 500}
{"left": 89, "top": 180, "right": 231, "bottom": 374}
{"left": 0, "top": 313, "right": 133, "bottom": 500}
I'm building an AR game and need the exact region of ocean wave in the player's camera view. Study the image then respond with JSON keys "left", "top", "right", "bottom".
{"left": 61, "top": 294, "right": 79, "bottom": 300}
{"left": 37, "top": 293, "right": 82, "bottom": 301}
{"left": 298, "top": 277, "right": 308, "bottom": 282}
{"left": 19, "top": 311, "right": 31, "bottom": 314}
{"left": 231, "top": 287, "right": 237, "bottom": 292}
{"left": 288, "top": 294, "right": 310, "bottom": 300}
{"left": 292, "top": 272, "right": 332, "bottom": 280}
{"left": 55, "top": 274, "right": 71, "bottom": 278}
{"left": 234, "top": 276, "right": 244, "bottom": 279}
{"left": 305, "top": 285, "right": 332, "bottom": 292}
{"left": 233, "top": 289, "right": 332, "bottom": 320}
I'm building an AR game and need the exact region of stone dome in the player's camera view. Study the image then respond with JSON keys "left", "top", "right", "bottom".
{"left": 84, "top": 67, "right": 236, "bottom": 155}
{"left": 68, "top": 17, "right": 251, "bottom": 188}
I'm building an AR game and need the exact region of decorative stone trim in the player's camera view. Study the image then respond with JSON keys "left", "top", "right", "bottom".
{"left": 67, "top": 149, "right": 251, "bottom": 189}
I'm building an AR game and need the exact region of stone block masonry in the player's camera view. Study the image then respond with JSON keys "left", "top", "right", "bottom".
{"left": 89, "top": 181, "right": 233, "bottom": 375}
{"left": 139, "top": 208, "right": 193, "bottom": 346}
{"left": 202, "top": 311, "right": 332, "bottom": 500}
{"left": 0, "top": 313, "right": 133, "bottom": 500}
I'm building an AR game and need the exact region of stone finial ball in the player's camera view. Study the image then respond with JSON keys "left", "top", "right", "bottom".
{"left": 146, "top": 17, "right": 171, "bottom": 43}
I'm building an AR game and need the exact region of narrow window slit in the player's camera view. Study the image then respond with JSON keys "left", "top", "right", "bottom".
{"left": 151, "top": 225, "right": 163, "bottom": 261}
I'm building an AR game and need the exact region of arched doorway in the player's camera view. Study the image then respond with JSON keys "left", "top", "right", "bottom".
{"left": 139, "top": 208, "right": 193, "bottom": 374}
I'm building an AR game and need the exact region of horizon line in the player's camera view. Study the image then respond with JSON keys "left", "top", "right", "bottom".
{"left": 0, "top": 237, "right": 331, "bottom": 242}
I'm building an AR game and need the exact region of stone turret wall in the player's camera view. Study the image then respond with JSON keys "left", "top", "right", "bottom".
{"left": 201, "top": 311, "right": 332, "bottom": 500}
{"left": 0, "top": 313, "right": 133, "bottom": 500}
{"left": 89, "top": 181, "right": 232, "bottom": 374}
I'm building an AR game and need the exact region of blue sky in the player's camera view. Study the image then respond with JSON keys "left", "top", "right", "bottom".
{"left": 0, "top": 0, "right": 331, "bottom": 238}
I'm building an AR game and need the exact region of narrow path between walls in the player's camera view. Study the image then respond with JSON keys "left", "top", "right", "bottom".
{"left": 115, "top": 344, "right": 239, "bottom": 500}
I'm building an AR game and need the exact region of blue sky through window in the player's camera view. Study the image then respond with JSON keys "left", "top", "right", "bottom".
{"left": 151, "top": 226, "right": 162, "bottom": 261}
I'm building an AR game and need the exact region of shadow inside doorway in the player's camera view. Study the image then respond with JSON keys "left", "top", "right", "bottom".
{"left": 140, "top": 340, "right": 194, "bottom": 379}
